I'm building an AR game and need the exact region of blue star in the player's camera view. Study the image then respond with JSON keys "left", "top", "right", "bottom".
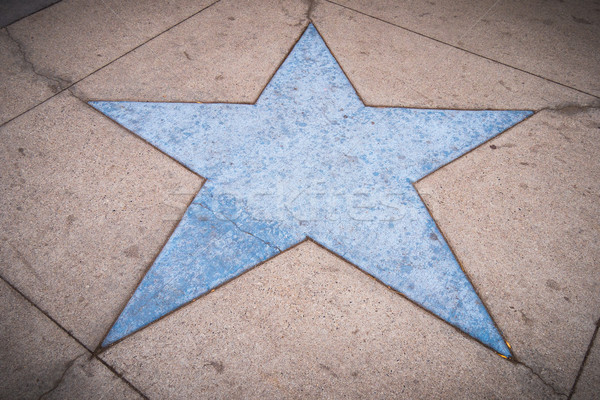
{"left": 91, "top": 24, "right": 531, "bottom": 356}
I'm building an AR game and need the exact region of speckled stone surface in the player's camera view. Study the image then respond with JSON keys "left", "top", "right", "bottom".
{"left": 92, "top": 24, "right": 530, "bottom": 355}
{"left": 100, "top": 241, "right": 561, "bottom": 399}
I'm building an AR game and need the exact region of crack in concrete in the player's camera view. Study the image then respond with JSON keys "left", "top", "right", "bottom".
{"left": 196, "top": 202, "right": 283, "bottom": 253}
{"left": 37, "top": 353, "right": 87, "bottom": 400}
{"left": 0, "top": 0, "right": 222, "bottom": 131}
{"left": 1, "top": 237, "right": 43, "bottom": 282}
{"left": 513, "top": 360, "right": 568, "bottom": 398}
{"left": 307, "top": 0, "right": 316, "bottom": 20}
{"left": 3, "top": 27, "right": 70, "bottom": 92}
{"left": 542, "top": 103, "right": 600, "bottom": 115}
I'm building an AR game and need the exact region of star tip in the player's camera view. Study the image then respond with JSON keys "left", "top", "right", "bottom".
{"left": 498, "top": 353, "right": 508, "bottom": 359}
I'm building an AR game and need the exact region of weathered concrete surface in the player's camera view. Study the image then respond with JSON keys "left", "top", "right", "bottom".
{"left": 332, "top": 0, "right": 600, "bottom": 96}
{"left": 101, "top": 241, "right": 560, "bottom": 399}
{"left": 572, "top": 323, "right": 600, "bottom": 400}
{"left": 0, "top": 279, "right": 141, "bottom": 399}
{"left": 309, "top": 0, "right": 598, "bottom": 110}
{"left": 0, "top": 91, "right": 202, "bottom": 349}
{"left": 74, "top": 0, "right": 309, "bottom": 103}
{"left": 0, "top": 0, "right": 215, "bottom": 124}
{"left": 416, "top": 108, "right": 600, "bottom": 394}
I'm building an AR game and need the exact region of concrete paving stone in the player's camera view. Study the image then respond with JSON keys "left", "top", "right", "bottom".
{"left": 0, "top": 279, "right": 141, "bottom": 399}
{"left": 74, "top": 0, "right": 310, "bottom": 102}
{"left": 0, "top": 0, "right": 215, "bottom": 124}
{"left": 0, "top": 91, "right": 202, "bottom": 349}
{"left": 416, "top": 108, "right": 600, "bottom": 394}
{"left": 332, "top": 0, "right": 600, "bottom": 97}
{"left": 0, "top": 0, "right": 60, "bottom": 28}
{"left": 0, "top": 28, "right": 59, "bottom": 126}
{"left": 101, "top": 241, "right": 561, "bottom": 399}
{"left": 572, "top": 324, "right": 600, "bottom": 400}
{"left": 310, "top": 0, "right": 597, "bottom": 110}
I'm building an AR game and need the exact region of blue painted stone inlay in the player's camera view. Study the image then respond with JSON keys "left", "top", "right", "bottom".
{"left": 91, "top": 24, "right": 531, "bottom": 356}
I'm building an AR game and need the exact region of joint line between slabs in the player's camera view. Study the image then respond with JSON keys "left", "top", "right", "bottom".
{"left": 0, "top": 274, "right": 149, "bottom": 399}
{"left": 323, "top": 0, "right": 600, "bottom": 100}
{"left": 568, "top": 319, "right": 600, "bottom": 399}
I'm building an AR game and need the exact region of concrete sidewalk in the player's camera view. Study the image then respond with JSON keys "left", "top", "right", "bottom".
{"left": 1, "top": 0, "right": 599, "bottom": 398}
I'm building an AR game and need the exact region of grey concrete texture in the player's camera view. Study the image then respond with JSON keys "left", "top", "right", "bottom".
{"left": 0, "top": 0, "right": 60, "bottom": 28}
{"left": 0, "top": 91, "right": 202, "bottom": 349}
{"left": 74, "top": 0, "right": 310, "bottom": 102}
{"left": 0, "top": 0, "right": 215, "bottom": 124}
{"left": 310, "top": 0, "right": 598, "bottom": 110}
{"left": 0, "top": 279, "right": 140, "bottom": 399}
{"left": 416, "top": 108, "right": 600, "bottom": 394}
{"left": 332, "top": 0, "right": 600, "bottom": 97}
{"left": 101, "top": 241, "right": 561, "bottom": 399}
{"left": 572, "top": 324, "right": 600, "bottom": 400}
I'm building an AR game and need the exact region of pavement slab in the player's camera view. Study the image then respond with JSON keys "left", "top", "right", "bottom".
{"left": 310, "top": 0, "right": 598, "bottom": 110}
{"left": 0, "top": 279, "right": 141, "bottom": 399}
{"left": 101, "top": 241, "right": 561, "bottom": 399}
{"left": 331, "top": 0, "right": 600, "bottom": 97}
{"left": 74, "top": 0, "right": 310, "bottom": 103}
{"left": 416, "top": 107, "right": 600, "bottom": 393}
{"left": 0, "top": 0, "right": 216, "bottom": 124}
{"left": 0, "top": 91, "right": 202, "bottom": 349}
